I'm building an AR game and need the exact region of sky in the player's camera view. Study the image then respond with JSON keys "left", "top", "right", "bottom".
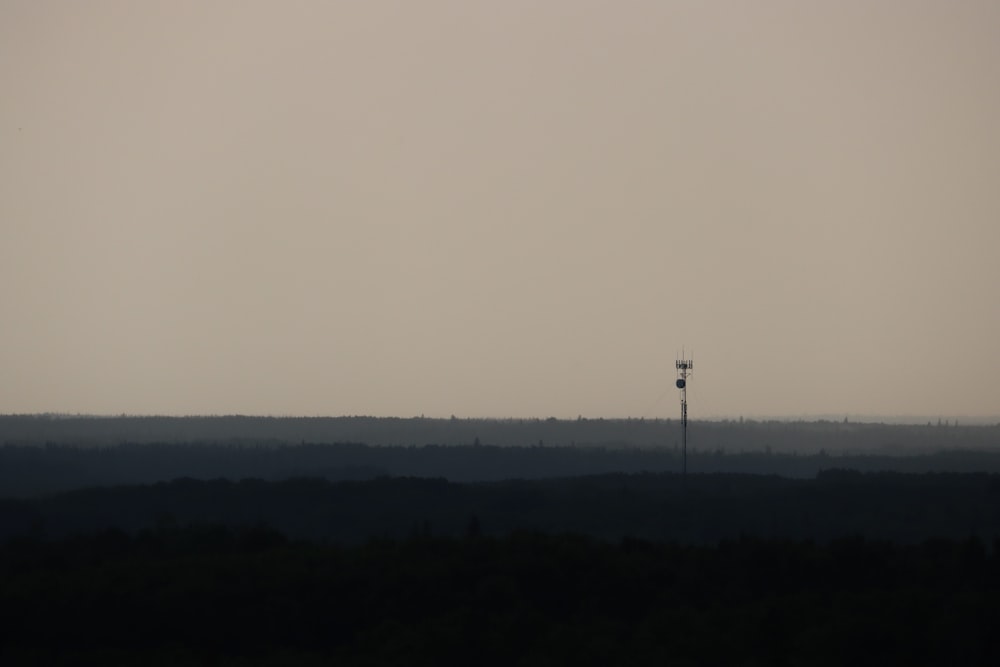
{"left": 2, "top": 1, "right": 999, "bottom": 421}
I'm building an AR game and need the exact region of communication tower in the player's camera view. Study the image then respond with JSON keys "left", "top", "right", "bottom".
{"left": 675, "top": 353, "right": 693, "bottom": 475}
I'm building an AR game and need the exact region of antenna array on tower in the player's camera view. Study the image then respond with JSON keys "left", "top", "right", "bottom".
{"left": 676, "top": 353, "right": 693, "bottom": 475}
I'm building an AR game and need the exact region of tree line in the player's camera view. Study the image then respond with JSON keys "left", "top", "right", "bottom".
{"left": 4, "top": 471, "right": 1000, "bottom": 545}
{"left": 2, "top": 414, "right": 995, "bottom": 453}
{"left": 5, "top": 440, "right": 1000, "bottom": 497}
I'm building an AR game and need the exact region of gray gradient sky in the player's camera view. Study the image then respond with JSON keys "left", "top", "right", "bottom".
{"left": 2, "top": 1, "right": 999, "bottom": 420}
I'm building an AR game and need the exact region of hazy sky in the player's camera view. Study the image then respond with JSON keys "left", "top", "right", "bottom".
{"left": 2, "top": 1, "right": 998, "bottom": 420}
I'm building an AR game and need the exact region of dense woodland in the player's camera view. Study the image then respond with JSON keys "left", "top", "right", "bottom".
{"left": 7, "top": 441, "right": 1000, "bottom": 497}
{"left": 2, "top": 414, "right": 996, "bottom": 452}
{"left": 3, "top": 471, "right": 1000, "bottom": 545}
{"left": 2, "top": 415, "right": 1000, "bottom": 496}
{"left": 4, "top": 415, "right": 1000, "bottom": 664}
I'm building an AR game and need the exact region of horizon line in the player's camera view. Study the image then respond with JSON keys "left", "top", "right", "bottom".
{"left": 3, "top": 412, "right": 998, "bottom": 426}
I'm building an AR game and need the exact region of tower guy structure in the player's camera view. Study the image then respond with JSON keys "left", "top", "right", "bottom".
{"left": 675, "top": 354, "right": 693, "bottom": 475}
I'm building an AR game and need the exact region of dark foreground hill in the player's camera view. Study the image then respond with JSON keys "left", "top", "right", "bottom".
{"left": 4, "top": 471, "right": 1000, "bottom": 544}
{"left": 2, "top": 529, "right": 998, "bottom": 665}
{"left": 4, "top": 473, "right": 1000, "bottom": 665}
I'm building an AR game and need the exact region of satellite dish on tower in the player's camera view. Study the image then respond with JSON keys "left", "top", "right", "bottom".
{"left": 675, "top": 352, "right": 693, "bottom": 475}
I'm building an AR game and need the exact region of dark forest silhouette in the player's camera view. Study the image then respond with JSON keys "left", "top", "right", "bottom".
{"left": 2, "top": 415, "right": 999, "bottom": 497}
{"left": 4, "top": 471, "right": 1000, "bottom": 544}
{"left": 3, "top": 416, "right": 1000, "bottom": 664}
{"left": 2, "top": 414, "right": 994, "bottom": 452}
